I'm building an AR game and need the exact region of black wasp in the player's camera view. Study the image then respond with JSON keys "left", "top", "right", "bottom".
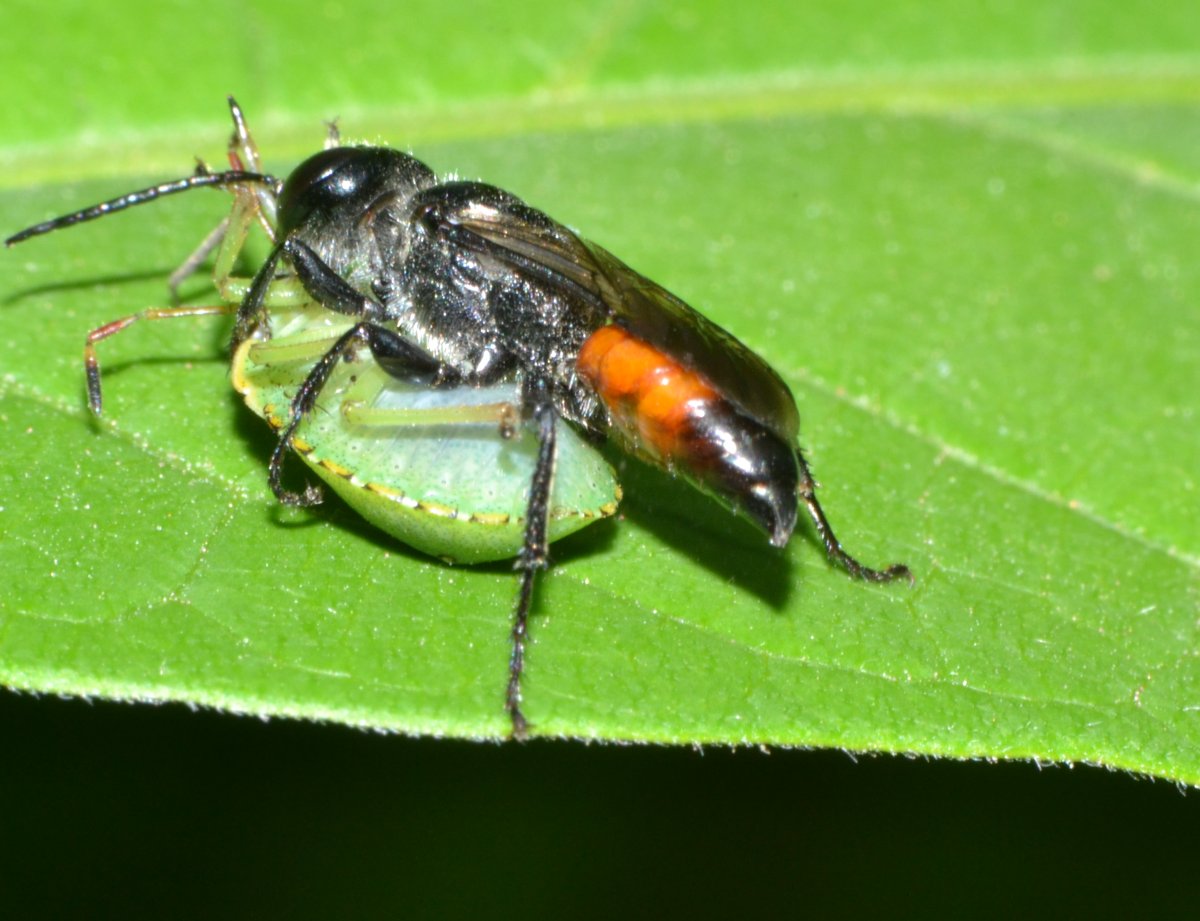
{"left": 7, "top": 98, "right": 911, "bottom": 738}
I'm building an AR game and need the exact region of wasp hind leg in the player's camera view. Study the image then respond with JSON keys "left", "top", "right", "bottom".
{"left": 796, "top": 451, "right": 912, "bottom": 584}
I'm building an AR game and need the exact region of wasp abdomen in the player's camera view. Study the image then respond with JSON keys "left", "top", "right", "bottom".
{"left": 577, "top": 324, "right": 799, "bottom": 546}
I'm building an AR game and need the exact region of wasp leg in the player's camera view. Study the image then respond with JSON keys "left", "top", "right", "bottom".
{"left": 234, "top": 241, "right": 298, "bottom": 347}
{"left": 272, "top": 237, "right": 460, "bottom": 386}
{"left": 264, "top": 239, "right": 459, "bottom": 505}
{"left": 506, "top": 377, "right": 558, "bottom": 740}
{"left": 267, "top": 320, "right": 453, "bottom": 506}
{"left": 284, "top": 238, "right": 454, "bottom": 381}
{"left": 235, "top": 234, "right": 371, "bottom": 347}
{"left": 268, "top": 323, "right": 363, "bottom": 506}
{"left": 796, "top": 451, "right": 913, "bottom": 584}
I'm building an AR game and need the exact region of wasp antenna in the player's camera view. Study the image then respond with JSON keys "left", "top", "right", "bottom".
{"left": 5, "top": 171, "right": 278, "bottom": 247}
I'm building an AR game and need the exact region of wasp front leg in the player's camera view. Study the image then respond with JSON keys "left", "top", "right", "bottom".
{"left": 255, "top": 237, "right": 462, "bottom": 506}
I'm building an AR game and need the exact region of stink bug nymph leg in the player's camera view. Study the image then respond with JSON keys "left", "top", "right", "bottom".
{"left": 6, "top": 102, "right": 287, "bottom": 415}
{"left": 168, "top": 213, "right": 231, "bottom": 301}
{"left": 497, "top": 403, "right": 520, "bottom": 440}
{"left": 83, "top": 304, "right": 234, "bottom": 415}
{"left": 9, "top": 97, "right": 909, "bottom": 741}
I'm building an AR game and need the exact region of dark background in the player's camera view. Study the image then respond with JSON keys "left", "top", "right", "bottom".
{"left": 3, "top": 690, "right": 1196, "bottom": 918}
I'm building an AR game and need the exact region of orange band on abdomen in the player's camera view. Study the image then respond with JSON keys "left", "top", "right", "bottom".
{"left": 577, "top": 324, "right": 718, "bottom": 461}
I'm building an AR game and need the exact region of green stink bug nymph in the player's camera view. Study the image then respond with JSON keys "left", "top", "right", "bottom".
{"left": 233, "top": 303, "right": 620, "bottom": 564}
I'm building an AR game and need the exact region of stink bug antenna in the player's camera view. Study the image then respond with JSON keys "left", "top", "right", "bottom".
{"left": 5, "top": 170, "right": 280, "bottom": 247}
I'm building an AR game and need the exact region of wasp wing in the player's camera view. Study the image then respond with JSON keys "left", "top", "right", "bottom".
{"left": 577, "top": 239, "right": 800, "bottom": 439}
{"left": 443, "top": 187, "right": 800, "bottom": 439}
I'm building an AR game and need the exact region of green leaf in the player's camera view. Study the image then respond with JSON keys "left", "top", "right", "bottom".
{"left": 1, "top": 1, "right": 1197, "bottom": 784}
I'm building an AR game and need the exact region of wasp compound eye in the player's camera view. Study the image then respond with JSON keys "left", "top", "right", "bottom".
{"left": 276, "top": 147, "right": 435, "bottom": 238}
